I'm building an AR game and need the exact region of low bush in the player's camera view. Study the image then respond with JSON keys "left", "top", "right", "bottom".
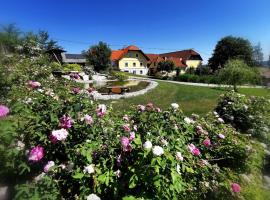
{"left": 173, "top": 74, "right": 221, "bottom": 84}
{"left": 63, "top": 64, "right": 82, "bottom": 72}
{"left": 215, "top": 91, "right": 270, "bottom": 144}
{"left": 111, "top": 71, "right": 129, "bottom": 82}
{"left": 1, "top": 85, "right": 254, "bottom": 199}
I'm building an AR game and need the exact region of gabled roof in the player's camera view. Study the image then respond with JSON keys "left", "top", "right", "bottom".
{"left": 146, "top": 54, "right": 186, "bottom": 68}
{"left": 111, "top": 45, "right": 149, "bottom": 61}
{"left": 159, "top": 49, "right": 203, "bottom": 61}
{"left": 62, "top": 53, "right": 86, "bottom": 63}
{"left": 65, "top": 54, "right": 86, "bottom": 60}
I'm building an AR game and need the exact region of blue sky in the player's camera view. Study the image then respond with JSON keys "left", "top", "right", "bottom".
{"left": 0, "top": 0, "right": 270, "bottom": 63}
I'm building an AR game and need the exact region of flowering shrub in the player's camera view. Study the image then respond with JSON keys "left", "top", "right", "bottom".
{"left": 5, "top": 87, "right": 252, "bottom": 200}
{"left": 215, "top": 91, "right": 270, "bottom": 143}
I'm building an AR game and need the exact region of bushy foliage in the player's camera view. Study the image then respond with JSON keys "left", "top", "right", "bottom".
{"left": 215, "top": 91, "right": 270, "bottom": 143}
{"left": 1, "top": 84, "right": 253, "bottom": 199}
{"left": 157, "top": 60, "right": 175, "bottom": 72}
{"left": 218, "top": 59, "right": 261, "bottom": 91}
{"left": 85, "top": 41, "right": 112, "bottom": 72}
{"left": 173, "top": 74, "right": 220, "bottom": 84}
{"left": 208, "top": 36, "right": 254, "bottom": 70}
{"left": 111, "top": 71, "right": 129, "bottom": 82}
{"left": 63, "top": 63, "right": 82, "bottom": 72}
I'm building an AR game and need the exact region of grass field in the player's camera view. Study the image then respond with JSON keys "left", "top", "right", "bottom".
{"left": 102, "top": 81, "right": 270, "bottom": 116}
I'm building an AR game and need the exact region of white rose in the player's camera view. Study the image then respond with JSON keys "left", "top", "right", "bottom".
{"left": 143, "top": 141, "right": 152, "bottom": 150}
{"left": 184, "top": 117, "right": 194, "bottom": 124}
{"left": 152, "top": 146, "right": 164, "bottom": 156}
{"left": 84, "top": 164, "right": 95, "bottom": 174}
{"left": 175, "top": 152, "right": 184, "bottom": 161}
{"left": 86, "top": 193, "right": 101, "bottom": 200}
{"left": 171, "top": 103, "right": 179, "bottom": 110}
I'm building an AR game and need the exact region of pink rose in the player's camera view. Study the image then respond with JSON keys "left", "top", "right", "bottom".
{"left": 28, "top": 146, "right": 45, "bottom": 162}
{"left": 84, "top": 114, "right": 93, "bottom": 125}
{"left": 50, "top": 128, "right": 69, "bottom": 143}
{"left": 96, "top": 104, "right": 106, "bottom": 117}
{"left": 192, "top": 148, "right": 201, "bottom": 156}
{"left": 203, "top": 139, "right": 211, "bottom": 147}
{"left": 27, "top": 81, "right": 41, "bottom": 89}
{"left": 44, "top": 161, "right": 55, "bottom": 172}
{"left": 218, "top": 134, "right": 225, "bottom": 139}
{"left": 60, "top": 115, "right": 73, "bottom": 129}
{"left": 0, "top": 105, "right": 9, "bottom": 118}
{"left": 231, "top": 183, "right": 241, "bottom": 193}
{"left": 129, "top": 132, "right": 135, "bottom": 141}
{"left": 123, "top": 124, "right": 131, "bottom": 132}
{"left": 121, "top": 136, "right": 132, "bottom": 152}
{"left": 72, "top": 87, "right": 81, "bottom": 94}
{"left": 137, "top": 105, "right": 145, "bottom": 111}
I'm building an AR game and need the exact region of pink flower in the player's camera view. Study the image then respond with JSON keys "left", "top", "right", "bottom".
{"left": 231, "top": 183, "right": 241, "bottom": 193}
{"left": 50, "top": 128, "right": 68, "bottom": 142}
{"left": 60, "top": 115, "right": 73, "bottom": 129}
{"left": 123, "top": 124, "right": 131, "bottom": 132}
{"left": 203, "top": 139, "right": 211, "bottom": 147}
{"left": 218, "top": 134, "right": 225, "bottom": 139}
{"left": 121, "top": 136, "right": 132, "bottom": 152}
{"left": 146, "top": 102, "right": 154, "bottom": 110}
{"left": 87, "top": 87, "right": 96, "bottom": 93}
{"left": 96, "top": 104, "right": 106, "bottom": 117}
{"left": 188, "top": 144, "right": 201, "bottom": 156}
{"left": 129, "top": 132, "right": 135, "bottom": 141}
{"left": 27, "top": 81, "right": 41, "bottom": 89}
{"left": 137, "top": 105, "right": 145, "bottom": 111}
{"left": 0, "top": 105, "right": 9, "bottom": 118}
{"left": 70, "top": 73, "right": 80, "bottom": 80}
{"left": 196, "top": 126, "right": 208, "bottom": 135}
{"left": 44, "top": 161, "right": 55, "bottom": 172}
{"left": 155, "top": 107, "right": 161, "bottom": 112}
{"left": 192, "top": 148, "right": 201, "bottom": 156}
{"left": 72, "top": 87, "right": 81, "bottom": 94}
{"left": 28, "top": 146, "right": 45, "bottom": 162}
{"left": 84, "top": 114, "right": 93, "bottom": 125}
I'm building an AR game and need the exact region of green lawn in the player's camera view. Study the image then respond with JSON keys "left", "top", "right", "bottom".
{"left": 102, "top": 81, "right": 270, "bottom": 116}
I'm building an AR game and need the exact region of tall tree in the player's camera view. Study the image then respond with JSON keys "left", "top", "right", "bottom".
{"left": 252, "top": 42, "right": 264, "bottom": 66}
{"left": 208, "top": 36, "right": 253, "bottom": 70}
{"left": 85, "top": 41, "right": 112, "bottom": 72}
{"left": 0, "top": 24, "right": 22, "bottom": 54}
{"left": 268, "top": 55, "right": 270, "bottom": 67}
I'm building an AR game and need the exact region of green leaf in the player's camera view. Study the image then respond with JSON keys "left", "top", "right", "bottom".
{"left": 72, "top": 173, "right": 84, "bottom": 179}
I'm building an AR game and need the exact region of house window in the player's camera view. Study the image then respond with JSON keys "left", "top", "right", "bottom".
{"left": 133, "top": 62, "right": 136, "bottom": 67}
{"left": 125, "top": 62, "right": 128, "bottom": 67}
{"left": 136, "top": 54, "right": 138, "bottom": 57}
{"left": 140, "top": 70, "right": 143, "bottom": 74}
{"left": 133, "top": 70, "right": 136, "bottom": 74}
{"left": 154, "top": 62, "right": 156, "bottom": 66}
{"left": 140, "top": 62, "right": 143, "bottom": 67}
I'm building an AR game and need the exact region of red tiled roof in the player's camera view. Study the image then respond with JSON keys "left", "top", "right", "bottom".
{"left": 167, "top": 57, "right": 186, "bottom": 68}
{"left": 159, "top": 49, "right": 202, "bottom": 61}
{"left": 146, "top": 54, "right": 186, "bottom": 68}
{"left": 111, "top": 45, "right": 149, "bottom": 61}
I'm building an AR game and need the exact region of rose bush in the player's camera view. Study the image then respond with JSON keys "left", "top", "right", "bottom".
{"left": 3, "top": 86, "right": 252, "bottom": 200}
{"left": 215, "top": 91, "right": 270, "bottom": 144}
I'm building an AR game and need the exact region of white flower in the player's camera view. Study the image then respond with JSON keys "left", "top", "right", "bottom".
{"left": 51, "top": 128, "right": 68, "bottom": 141}
{"left": 217, "top": 118, "right": 224, "bottom": 123}
{"left": 243, "top": 105, "right": 248, "bottom": 110}
{"left": 44, "top": 161, "right": 55, "bottom": 173}
{"left": 175, "top": 152, "right": 184, "bottom": 161}
{"left": 161, "top": 138, "right": 168, "bottom": 146}
{"left": 84, "top": 164, "right": 95, "bottom": 174}
{"left": 176, "top": 164, "right": 181, "bottom": 174}
{"left": 86, "top": 193, "right": 101, "bottom": 200}
{"left": 34, "top": 172, "right": 45, "bottom": 182}
{"left": 184, "top": 117, "right": 194, "bottom": 124}
{"left": 114, "top": 169, "right": 121, "bottom": 178}
{"left": 171, "top": 103, "right": 179, "bottom": 110}
{"left": 152, "top": 146, "right": 164, "bottom": 156}
{"left": 143, "top": 141, "right": 152, "bottom": 150}
{"left": 228, "top": 102, "right": 232, "bottom": 105}
{"left": 16, "top": 140, "right": 25, "bottom": 150}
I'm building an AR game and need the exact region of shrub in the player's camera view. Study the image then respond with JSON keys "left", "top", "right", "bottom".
{"left": 2, "top": 85, "right": 252, "bottom": 199}
{"left": 215, "top": 91, "right": 270, "bottom": 143}
{"left": 111, "top": 71, "right": 129, "bottom": 82}
{"left": 63, "top": 64, "right": 82, "bottom": 72}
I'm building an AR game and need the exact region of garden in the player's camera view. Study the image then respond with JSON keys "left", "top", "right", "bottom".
{"left": 1, "top": 52, "right": 270, "bottom": 200}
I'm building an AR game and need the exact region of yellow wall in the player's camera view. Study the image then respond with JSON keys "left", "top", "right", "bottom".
{"left": 118, "top": 51, "right": 148, "bottom": 69}
{"left": 186, "top": 60, "right": 202, "bottom": 68}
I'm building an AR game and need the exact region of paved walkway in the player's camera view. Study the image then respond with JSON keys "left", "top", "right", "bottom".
{"left": 131, "top": 76, "right": 268, "bottom": 89}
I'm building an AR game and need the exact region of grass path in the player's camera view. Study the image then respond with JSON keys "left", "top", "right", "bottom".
{"left": 102, "top": 81, "right": 270, "bottom": 116}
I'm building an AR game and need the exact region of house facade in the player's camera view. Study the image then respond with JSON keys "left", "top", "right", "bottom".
{"left": 111, "top": 45, "right": 149, "bottom": 75}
